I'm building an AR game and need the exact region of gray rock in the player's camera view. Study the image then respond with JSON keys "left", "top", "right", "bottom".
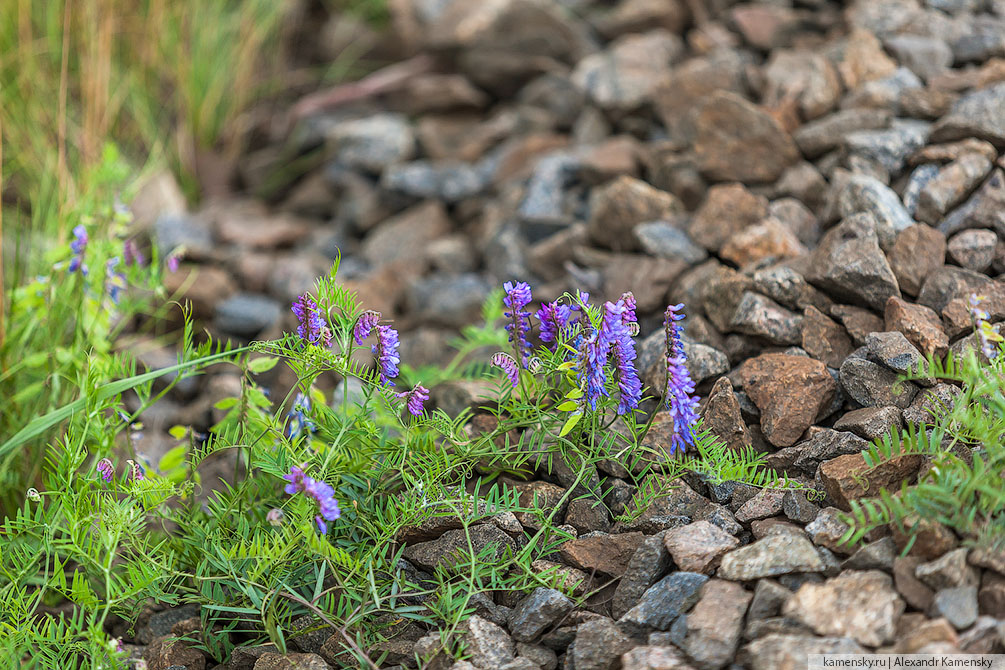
{"left": 682, "top": 579, "right": 752, "bottom": 669}
{"left": 837, "top": 174, "right": 914, "bottom": 250}
{"left": 730, "top": 292, "right": 803, "bottom": 346}
{"left": 745, "top": 634, "right": 866, "bottom": 670}
{"left": 902, "top": 383, "right": 962, "bottom": 425}
{"left": 619, "top": 646, "right": 691, "bottom": 670}
{"left": 844, "top": 119, "right": 930, "bottom": 177}
{"left": 764, "top": 429, "right": 870, "bottom": 478}
{"left": 865, "top": 331, "right": 926, "bottom": 378}
{"left": 462, "top": 615, "right": 515, "bottom": 669}
{"left": 883, "top": 34, "right": 952, "bottom": 82}
{"left": 839, "top": 357, "right": 918, "bottom": 408}
{"left": 635, "top": 221, "right": 708, "bottom": 265}
{"left": 514, "top": 642, "right": 556, "bottom": 670}
{"left": 612, "top": 532, "right": 673, "bottom": 620}
{"left": 588, "top": 175, "right": 683, "bottom": 251}
{"left": 748, "top": 580, "right": 792, "bottom": 623}
{"left": 518, "top": 154, "right": 580, "bottom": 226}
{"left": 933, "top": 585, "right": 979, "bottom": 630}
{"left": 572, "top": 30, "right": 683, "bottom": 112}
{"left": 327, "top": 114, "right": 414, "bottom": 173}
{"left": 681, "top": 337, "right": 730, "bottom": 386}
{"left": 917, "top": 265, "right": 993, "bottom": 314}
{"left": 805, "top": 507, "right": 855, "bottom": 556}
{"left": 917, "top": 153, "right": 994, "bottom": 225}
{"left": 902, "top": 163, "right": 940, "bottom": 217}
{"left": 782, "top": 490, "right": 819, "bottom": 525}
{"left": 915, "top": 548, "right": 979, "bottom": 590}
{"left": 947, "top": 228, "right": 998, "bottom": 273}
{"left": 154, "top": 213, "right": 214, "bottom": 260}
{"left": 931, "top": 82, "right": 1005, "bottom": 149}
{"left": 937, "top": 169, "right": 1005, "bottom": 238}
{"left": 844, "top": 67, "right": 923, "bottom": 113}
{"left": 950, "top": 16, "right": 1005, "bottom": 65}
{"left": 793, "top": 109, "right": 892, "bottom": 158}
{"left": 841, "top": 537, "right": 897, "bottom": 571}
{"left": 782, "top": 570, "right": 905, "bottom": 647}
{"left": 381, "top": 160, "right": 488, "bottom": 202}
{"left": 718, "top": 534, "right": 825, "bottom": 581}
{"left": 405, "top": 274, "right": 493, "bottom": 329}
{"left": 805, "top": 213, "right": 900, "bottom": 311}
{"left": 619, "top": 572, "right": 709, "bottom": 632}
{"left": 509, "top": 588, "right": 574, "bottom": 643}
{"left": 403, "top": 524, "right": 515, "bottom": 573}
{"left": 569, "top": 618, "right": 633, "bottom": 670}
{"left": 213, "top": 293, "right": 282, "bottom": 338}
{"left": 663, "top": 521, "right": 741, "bottom": 575}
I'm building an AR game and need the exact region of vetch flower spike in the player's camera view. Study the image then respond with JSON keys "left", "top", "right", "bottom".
{"left": 292, "top": 294, "right": 333, "bottom": 347}
{"left": 396, "top": 384, "right": 430, "bottom": 416}
{"left": 603, "top": 300, "right": 642, "bottom": 415}
{"left": 373, "top": 324, "right": 401, "bottom": 386}
{"left": 96, "top": 458, "right": 114, "bottom": 482}
{"left": 663, "top": 303, "right": 699, "bottom": 455}
{"left": 578, "top": 329, "right": 609, "bottom": 410}
{"left": 492, "top": 352, "right": 520, "bottom": 388}
{"left": 536, "top": 301, "right": 571, "bottom": 351}
{"left": 503, "top": 281, "right": 533, "bottom": 366}
{"left": 282, "top": 465, "right": 341, "bottom": 534}
{"left": 353, "top": 310, "right": 381, "bottom": 345}
{"left": 68, "top": 225, "right": 89, "bottom": 275}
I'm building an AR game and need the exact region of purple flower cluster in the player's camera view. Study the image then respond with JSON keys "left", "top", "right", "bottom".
{"left": 396, "top": 384, "right": 430, "bottom": 416}
{"left": 283, "top": 465, "right": 341, "bottom": 534}
{"left": 537, "top": 301, "right": 572, "bottom": 351}
{"left": 292, "top": 294, "right": 332, "bottom": 347}
{"left": 663, "top": 303, "right": 699, "bottom": 455}
{"left": 96, "top": 458, "right": 114, "bottom": 482}
{"left": 620, "top": 292, "right": 639, "bottom": 336}
{"left": 603, "top": 300, "right": 642, "bottom": 415}
{"left": 105, "top": 257, "right": 127, "bottom": 304}
{"left": 353, "top": 310, "right": 381, "bottom": 345}
{"left": 373, "top": 324, "right": 401, "bottom": 386}
{"left": 69, "top": 225, "right": 89, "bottom": 274}
{"left": 492, "top": 352, "right": 520, "bottom": 387}
{"left": 503, "top": 281, "right": 533, "bottom": 366}
{"left": 579, "top": 330, "right": 608, "bottom": 410}
{"left": 123, "top": 239, "right": 145, "bottom": 267}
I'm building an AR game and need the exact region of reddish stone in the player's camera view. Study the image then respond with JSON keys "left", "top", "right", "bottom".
{"left": 819, "top": 453, "right": 925, "bottom": 512}
{"left": 559, "top": 532, "right": 646, "bottom": 578}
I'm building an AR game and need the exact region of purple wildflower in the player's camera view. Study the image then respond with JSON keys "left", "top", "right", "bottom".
{"left": 96, "top": 458, "right": 114, "bottom": 482}
{"left": 396, "top": 384, "right": 430, "bottom": 416}
{"left": 287, "top": 393, "right": 315, "bottom": 440}
{"left": 620, "top": 291, "right": 639, "bottom": 336}
{"left": 503, "top": 281, "right": 534, "bottom": 366}
{"left": 663, "top": 304, "right": 699, "bottom": 455}
{"left": 69, "top": 225, "right": 89, "bottom": 275}
{"left": 492, "top": 352, "right": 520, "bottom": 387}
{"left": 372, "top": 324, "right": 400, "bottom": 386}
{"left": 537, "top": 301, "right": 571, "bottom": 351}
{"left": 125, "top": 459, "right": 145, "bottom": 481}
{"left": 603, "top": 300, "right": 642, "bottom": 415}
{"left": 353, "top": 310, "right": 380, "bottom": 345}
{"left": 283, "top": 465, "right": 341, "bottom": 534}
{"left": 579, "top": 329, "right": 609, "bottom": 410}
{"left": 105, "top": 257, "right": 127, "bottom": 304}
{"left": 123, "top": 239, "right": 145, "bottom": 267}
{"left": 292, "top": 294, "right": 332, "bottom": 347}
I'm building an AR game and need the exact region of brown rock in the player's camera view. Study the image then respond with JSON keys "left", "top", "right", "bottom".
{"left": 145, "top": 635, "right": 207, "bottom": 670}
{"left": 664, "top": 521, "right": 741, "bottom": 574}
{"left": 595, "top": 0, "right": 689, "bottom": 38}
{"left": 899, "top": 87, "right": 959, "bottom": 120}
{"left": 559, "top": 532, "right": 646, "bottom": 579}
{"left": 894, "top": 617, "right": 959, "bottom": 653}
{"left": 653, "top": 50, "right": 747, "bottom": 145}
{"left": 979, "top": 572, "right": 1005, "bottom": 617}
{"left": 894, "top": 556, "right": 936, "bottom": 611}
{"left": 941, "top": 282, "right": 1005, "bottom": 339}
{"left": 693, "top": 91, "right": 800, "bottom": 183}
{"left": 734, "top": 354, "right": 837, "bottom": 447}
{"left": 831, "top": 304, "right": 885, "bottom": 346}
{"left": 587, "top": 176, "right": 683, "bottom": 251}
{"left": 603, "top": 254, "right": 688, "bottom": 313}
{"left": 909, "top": 139, "right": 999, "bottom": 167}
{"left": 762, "top": 51, "right": 841, "bottom": 121}
{"left": 970, "top": 547, "right": 1005, "bottom": 576}
{"left": 891, "top": 516, "right": 959, "bottom": 560}
{"left": 579, "top": 136, "right": 641, "bottom": 184}
{"left": 683, "top": 580, "right": 753, "bottom": 668}
{"left": 702, "top": 377, "right": 751, "bottom": 451}
{"left": 833, "top": 406, "right": 903, "bottom": 441}
{"left": 916, "top": 153, "right": 994, "bottom": 225}
{"left": 802, "top": 305, "right": 853, "bottom": 368}
{"left": 720, "top": 217, "right": 807, "bottom": 268}
{"left": 731, "top": 4, "right": 801, "bottom": 51}
{"left": 362, "top": 201, "right": 451, "bottom": 267}
{"left": 688, "top": 183, "right": 769, "bottom": 253}
{"left": 887, "top": 225, "right": 947, "bottom": 298}
{"left": 216, "top": 207, "right": 313, "bottom": 250}
{"left": 884, "top": 296, "right": 949, "bottom": 359}
{"left": 819, "top": 453, "right": 925, "bottom": 512}
{"left": 700, "top": 265, "right": 756, "bottom": 332}
{"left": 512, "top": 481, "right": 569, "bottom": 532}
{"left": 838, "top": 28, "right": 898, "bottom": 89}
{"left": 163, "top": 264, "right": 237, "bottom": 319}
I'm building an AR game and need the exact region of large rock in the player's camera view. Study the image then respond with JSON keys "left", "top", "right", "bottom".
{"left": 931, "top": 82, "right": 1005, "bottom": 149}
{"left": 588, "top": 176, "right": 683, "bottom": 251}
{"left": 734, "top": 354, "right": 837, "bottom": 448}
{"left": 682, "top": 579, "right": 752, "bottom": 669}
{"left": 664, "top": 521, "right": 740, "bottom": 575}
{"left": 783, "top": 570, "right": 905, "bottom": 647}
{"left": 818, "top": 452, "right": 925, "bottom": 511}
{"left": 693, "top": 91, "right": 800, "bottom": 183}
{"left": 745, "top": 634, "right": 866, "bottom": 670}
{"left": 805, "top": 213, "right": 901, "bottom": 311}
{"left": 837, "top": 174, "right": 913, "bottom": 250}
{"left": 689, "top": 183, "right": 769, "bottom": 253}
{"left": 618, "top": 572, "right": 709, "bottom": 632}
{"left": 326, "top": 114, "right": 415, "bottom": 173}
{"left": 572, "top": 30, "right": 683, "bottom": 112}
{"left": 508, "top": 588, "right": 574, "bottom": 642}
{"left": 718, "top": 534, "right": 825, "bottom": 580}
{"left": 568, "top": 618, "right": 634, "bottom": 670}
{"left": 559, "top": 532, "right": 646, "bottom": 579}
{"left": 403, "top": 524, "right": 515, "bottom": 572}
